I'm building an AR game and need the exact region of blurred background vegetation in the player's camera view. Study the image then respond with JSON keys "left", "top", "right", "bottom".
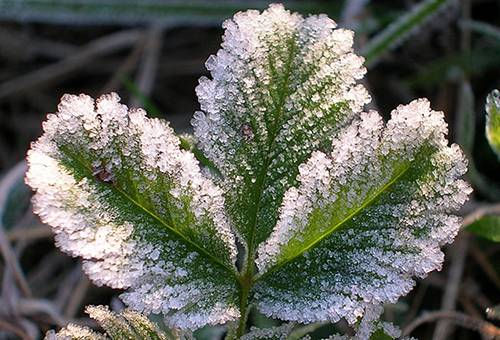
{"left": 0, "top": 0, "right": 498, "bottom": 339}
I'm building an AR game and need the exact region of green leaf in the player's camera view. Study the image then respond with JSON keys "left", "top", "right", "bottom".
{"left": 192, "top": 4, "right": 370, "bottom": 252}
{"left": 485, "top": 89, "right": 500, "bottom": 159}
{"left": 369, "top": 329, "right": 395, "bottom": 340}
{"left": 255, "top": 100, "right": 471, "bottom": 324}
{"left": 362, "top": 0, "right": 448, "bottom": 68}
{"left": 26, "top": 93, "right": 239, "bottom": 330}
{"left": 286, "top": 322, "right": 326, "bottom": 340}
{"left": 46, "top": 305, "right": 170, "bottom": 340}
{"left": 453, "top": 82, "right": 500, "bottom": 200}
{"left": 466, "top": 216, "right": 500, "bottom": 242}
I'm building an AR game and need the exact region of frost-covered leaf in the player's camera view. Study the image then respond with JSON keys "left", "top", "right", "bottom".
{"left": 26, "top": 93, "right": 239, "bottom": 330}
{"left": 45, "top": 305, "right": 169, "bottom": 340}
{"left": 355, "top": 306, "right": 399, "bottom": 340}
{"left": 255, "top": 99, "right": 471, "bottom": 324}
{"left": 485, "top": 89, "right": 500, "bottom": 159}
{"left": 240, "top": 323, "right": 294, "bottom": 340}
{"left": 192, "top": 4, "right": 370, "bottom": 248}
{"left": 46, "top": 324, "right": 107, "bottom": 340}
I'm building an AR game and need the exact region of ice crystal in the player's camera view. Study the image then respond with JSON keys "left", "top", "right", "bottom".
{"left": 254, "top": 99, "right": 471, "bottom": 324}
{"left": 26, "top": 93, "right": 239, "bottom": 330}
{"left": 192, "top": 3, "right": 370, "bottom": 245}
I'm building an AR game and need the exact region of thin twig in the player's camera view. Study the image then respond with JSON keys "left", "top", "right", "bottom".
{"left": 403, "top": 311, "right": 500, "bottom": 338}
{"left": 101, "top": 35, "right": 146, "bottom": 93}
{"left": 0, "top": 29, "right": 143, "bottom": 100}
{"left": 17, "top": 298, "right": 66, "bottom": 326}
{"left": 54, "top": 266, "right": 82, "bottom": 311}
{"left": 432, "top": 235, "right": 469, "bottom": 340}
{"left": 461, "top": 202, "right": 500, "bottom": 227}
{"left": 469, "top": 244, "right": 500, "bottom": 290}
{"left": 0, "top": 319, "right": 29, "bottom": 339}
{"left": 130, "top": 25, "right": 164, "bottom": 107}
{"left": 403, "top": 282, "right": 429, "bottom": 327}
{"left": 7, "top": 225, "right": 52, "bottom": 242}
{"left": 0, "top": 27, "right": 77, "bottom": 60}
{"left": 64, "top": 270, "right": 91, "bottom": 318}
{"left": 0, "top": 161, "right": 31, "bottom": 298}
{"left": 341, "top": 0, "right": 370, "bottom": 29}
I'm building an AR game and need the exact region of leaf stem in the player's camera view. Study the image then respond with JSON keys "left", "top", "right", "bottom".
{"left": 236, "top": 268, "right": 253, "bottom": 337}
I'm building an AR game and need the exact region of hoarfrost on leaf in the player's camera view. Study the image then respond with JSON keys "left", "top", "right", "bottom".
{"left": 255, "top": 99, "right": 471, "bottom": 325}
{"left": 192, "top": 3, "right": 370, "bottom": 247}
{"left": 29, "top": 3, "right": 472, "bottom": 337}
{"left": 45, "top": 305, "right": 168, "bottom": 340}
{"left": 26, "top": 93, "right": 239, "bottom": 330}
{"left": 240, "top": 323, "right": 294, "bottom": 340}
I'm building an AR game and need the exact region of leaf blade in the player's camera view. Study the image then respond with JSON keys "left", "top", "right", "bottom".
{"left": 466, "top": 216, "right": 500, "bottom": 242}
{"left": 255, "top": 99, "right": 471, "bottom": 325}
{"left": 192, "top": 4, "right": 370, "bottom": 250}
{"left": 26, "top": 93, "right": 239, "bottom": 329}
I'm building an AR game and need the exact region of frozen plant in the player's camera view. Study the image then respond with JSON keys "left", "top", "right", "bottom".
{"left": 26, "top": 4, "right": 471, "bottom": 339}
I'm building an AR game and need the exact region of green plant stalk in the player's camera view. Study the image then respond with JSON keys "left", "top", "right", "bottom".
{"left": 461, "top": 19, "right": 500, "bottom": 43}
{"left": 362, "top": 0, "right": 447, "bottom": 67}
{"left": 0, "top": 0, "right": 340, "bottom": 25}
{"left": 233, "top": 35, "right": 298, "bottom": 337}
{"left": 236, "top": 269, "right": 253, "bottom": 337}
{"left": 235, "top": 161, "right": 270, "bottom": 337}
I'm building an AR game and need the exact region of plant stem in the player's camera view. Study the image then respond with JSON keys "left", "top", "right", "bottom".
{"left": 236, "top": 259, "right": 254, "bottom": 337}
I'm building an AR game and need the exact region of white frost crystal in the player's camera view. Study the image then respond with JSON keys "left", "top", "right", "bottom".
{"left": 26, "top": 93, "right": 239, "bottom": 330}
{"left": 255, "top": 99, "right": 471, "bottom": 324}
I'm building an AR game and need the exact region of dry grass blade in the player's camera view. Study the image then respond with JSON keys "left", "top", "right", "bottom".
{"left": 432, "top": 235, "right": 469, "bottom": 340}
{"left": 7, "top": 225, "right": 52, "bottom": 242}
{"left": 0, "top": 29, "right": 144, "bottom": 100}
{"left": 462, "top": 202, "right": 500, "bottom": 227}
{"left": 130, "top": 25, "right": 164, "bottom": 107}
{"left": 469, "top": 245, "right": 500, "bottom": 290}
{"left": 403, "top": 311, "right": 500, "bottom": 338}
{"left": 0, "top": 161, "right": 31, "bottom": 298}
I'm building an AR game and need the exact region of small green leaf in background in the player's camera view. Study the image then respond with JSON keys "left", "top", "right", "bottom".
{"left": 466, "top": 215, "right": 500, "bottom": 242}
{"left": 485, "top": 89, "right": 500, "bottom": 159}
